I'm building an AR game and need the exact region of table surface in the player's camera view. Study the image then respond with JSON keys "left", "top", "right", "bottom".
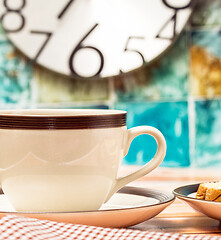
{"left": 120, "top": 167, "right": 221, "bottom": 236}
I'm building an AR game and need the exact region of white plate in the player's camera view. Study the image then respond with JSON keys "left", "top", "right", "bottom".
{"left": 173, "top": 183, "right": 221, "bottom": 221}
{"left": 0, "top": 186, "right": 175, "bottom": 228}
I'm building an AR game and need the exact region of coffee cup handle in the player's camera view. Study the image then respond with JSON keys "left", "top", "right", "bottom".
{"left": 105, "top": 126, "right": 166, "bottom": 202}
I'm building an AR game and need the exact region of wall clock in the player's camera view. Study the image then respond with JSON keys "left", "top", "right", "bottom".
{"left": 0, "top": 0, "right": 193, "bottom": 79}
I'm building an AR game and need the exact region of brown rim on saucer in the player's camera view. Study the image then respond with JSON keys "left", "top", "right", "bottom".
{"left": 0, "top": 186, "right": 175, "bottom": 214}
{"left": 0, "top": 186, "right": 175, "bottom": 228}
{"left": 0, "top": 110, "right": 126, "bottom": 130}
{"left": 173, "top": 183, "right": 221, "bottom": 204}
{"left": 173, "top": 183, "right": 221, "bottom": 221}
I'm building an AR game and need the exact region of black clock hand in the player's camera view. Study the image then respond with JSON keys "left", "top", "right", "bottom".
{"left": 58, "top": 0, "right": 76, "bottom": 19}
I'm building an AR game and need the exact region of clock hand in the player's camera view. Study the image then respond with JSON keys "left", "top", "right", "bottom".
{"left": 57, "top": 0, "right": 76, "bottom": 19}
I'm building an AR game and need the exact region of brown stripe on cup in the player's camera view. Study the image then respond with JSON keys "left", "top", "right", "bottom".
{"left": 0, "top": 114, "right": 126, "bottom": 130}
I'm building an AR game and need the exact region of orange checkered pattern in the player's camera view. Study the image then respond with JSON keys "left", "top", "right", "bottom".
{"left": 0, "top": 215, "right": 221, "bottom": 240}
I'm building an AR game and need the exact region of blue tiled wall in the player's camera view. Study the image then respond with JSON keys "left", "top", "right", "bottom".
{"left": 0, "top": 32, "right": 32, "bottom": 106}
{"left": 115, "top": 101, "right": 190, "bottom": 167}
{"left": 115, "top": 32, "right": 189, "bottom": 101}
{"left": 0, "top": 0, "right": 221, "bottom": 168}
{"left": 194, "top": 100, "right": 221, "bottom": 167}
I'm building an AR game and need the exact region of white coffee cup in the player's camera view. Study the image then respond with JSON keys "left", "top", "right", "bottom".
{"left": 0, "top": 109, "right": 166, "bottom": 212}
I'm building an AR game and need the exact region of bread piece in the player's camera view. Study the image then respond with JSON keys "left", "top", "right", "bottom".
{"left": 196, "top": 181, "right": 221, "bottom": 202}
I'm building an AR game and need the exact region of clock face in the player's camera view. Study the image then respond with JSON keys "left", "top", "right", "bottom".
{"left": 0, "top": 0, "right": 192, "bottom": 79}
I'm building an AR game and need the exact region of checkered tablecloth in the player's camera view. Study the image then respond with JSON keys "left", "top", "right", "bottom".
{"left": 0, "top": 215, "right": 220, "bottom": 240}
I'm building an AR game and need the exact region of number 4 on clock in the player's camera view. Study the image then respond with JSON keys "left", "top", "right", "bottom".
{"left": 155, "top": 13, "right": 177, "bottom": 41}
{"left": 156, "top": 0, "right": 192, "bottom": 41}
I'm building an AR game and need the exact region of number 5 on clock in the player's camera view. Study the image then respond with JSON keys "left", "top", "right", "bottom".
{"left": 120, "top": 36, "right": 145, "bottom": 73}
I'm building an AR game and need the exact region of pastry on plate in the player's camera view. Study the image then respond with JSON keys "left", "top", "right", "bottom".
{"left": 196, "top": 181, "right": 221, "bottom": 202}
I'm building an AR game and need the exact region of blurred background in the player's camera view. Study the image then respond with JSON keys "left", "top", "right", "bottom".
{"left": 0, "top": 0, "right": 220, "bottom": 168}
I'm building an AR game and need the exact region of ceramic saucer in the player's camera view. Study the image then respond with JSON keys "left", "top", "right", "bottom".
{"left": 0, "top": 186, "right": 175, "bottom": 228}
{"left": 173, "top": 183, "right": 221, "bottom": 221}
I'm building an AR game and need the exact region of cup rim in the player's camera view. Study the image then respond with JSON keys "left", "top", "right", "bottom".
{"left": 0, "top": 109, "right": 127, "bottom": 130}
{"left": 0, "top": 109, "right": 127, "bottom": 117}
